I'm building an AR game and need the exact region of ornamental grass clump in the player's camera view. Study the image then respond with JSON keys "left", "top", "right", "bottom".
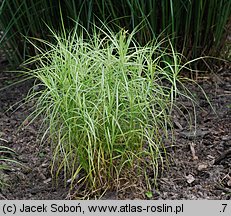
{"left": 25, "top": 26, "right": 190, "bottom": 196}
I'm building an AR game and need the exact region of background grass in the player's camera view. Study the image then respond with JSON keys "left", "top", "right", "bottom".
{"left": 0, "top": 0, "right": 230, "bottom": 66}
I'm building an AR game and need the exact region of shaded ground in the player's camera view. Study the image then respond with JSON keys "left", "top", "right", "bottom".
{"left": 0, "top": 69, "right": 69, "bottom": 199}
{"left": 157, "top": 66, "right": 231, "bottom": 199}
{"left": 0, "top": 62, "right": 230, "bottom": 200}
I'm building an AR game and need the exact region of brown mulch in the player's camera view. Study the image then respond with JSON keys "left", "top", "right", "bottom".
{"left": 0, "top": 62, "right": 230, "bottom": 200}
{"left": 157, "top": 67, "right": 231, "bottom": 200}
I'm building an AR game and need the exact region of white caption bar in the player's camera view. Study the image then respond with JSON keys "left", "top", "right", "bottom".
{"left": 0, "top": 200, "right": 230, "bottom": 216}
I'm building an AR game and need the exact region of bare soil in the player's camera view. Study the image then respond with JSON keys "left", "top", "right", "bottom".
{"left": 0, "top": 62, "right": 230, "bottom": 200}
